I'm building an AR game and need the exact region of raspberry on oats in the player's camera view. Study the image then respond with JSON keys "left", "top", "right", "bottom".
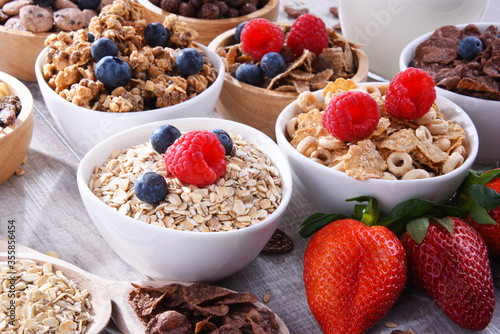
{"left": 286, "top": 13, "right": 329, "bottom": 56}
{"left": 164, "top": 130, "right": 227, "bottom": 187}
{"left": 322, "top": 90, "right": 380, "bottom": 142}
{"left": 240, "top": 18, "right": 285, "bottom": 61}
{"left": 385, "top": 68, "right": 436, "bottom": 120}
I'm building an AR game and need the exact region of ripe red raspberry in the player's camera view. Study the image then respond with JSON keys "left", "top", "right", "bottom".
{"left": 322, "top": 90, "right": 380, "bottom": 142}
{"left": 287, "top": 13, "right": 329, "bottom": 56}
{"left": 385, "top": 68, "right": 436, "bottom": 120}
{"left": 241, "top": 18, "right": 285, "bottom": 61}
{"left": 164, "top": 130, "right": 227, "bottom": 187}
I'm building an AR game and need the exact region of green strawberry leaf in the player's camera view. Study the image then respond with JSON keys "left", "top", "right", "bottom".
{"left": 428, "top": 203, "right": 467, "bottom": 219}
{"left": 475, "top": 168, "right": 500, "bottom": 185}
{"left": 380, "top": 198, "right": 435, "bottom": 227}
{"left": 406, "top": 217, "right": 430, "bottom": 244}
{"left": 469, "top": 184, "right": 500, "bottom": 211}
{"left": 452, "top": 169, "right": 481, "bottom": 208}
{"left": 299, "top": 212, "right": 349, "bottom": 238}
{"left": 432, "top": 216, "right": 455, "bottom": 236}
{"left": 470, "top": 202, "right": 498, "bottom": 225}
{"left": 346, "top": 196, "right": 379, "bottom": 226}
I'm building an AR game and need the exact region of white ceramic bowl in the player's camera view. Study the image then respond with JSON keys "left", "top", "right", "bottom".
{"left": 35, "top": 44, "right": 225, "bottom": 156}
{"left": 77, "top": 117, "right": 293, "bottom": 282}
{"left": 275, "top": 87, "right": 479, "bottom": 215}
{"left": 400, "top": 22, "right": 499, "bottom": 164}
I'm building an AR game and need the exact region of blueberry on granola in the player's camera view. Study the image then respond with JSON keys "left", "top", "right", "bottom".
{"left": 134, "top": 172, "right": 169, "bottom": 204}
{"left": 144, "top": 22, "right": 169, "bottom": 47}
{"left": 176, "top": 48, "right": 204, "bottom": 76}
{"left": 33, "top": 0, "right": 54, "bottom": 6}
{"left": 87, "top": 32, "right": 95, "bottom": 43}
{"left": 151, "top": 124, "right": 182, "bottom": 154}
{"left": 77, "top": 0, "right": 100, "bottom": 10}
{"left": 458, "top": 36, "right": 483, "bottom": 60}
{"left": 91, "top": 37, "right": 119, "bottom": 62}
{"left": 260, "top": 52, "right": 286, "bottom": 78}
{"left": 235, "top": 63, "right": 262, "bottom": 86}
{"left": 212, "top": 129, "right": 233, "bottom": 155}
{"left": 95, "top": 56, "right": 132, "bottom": 90}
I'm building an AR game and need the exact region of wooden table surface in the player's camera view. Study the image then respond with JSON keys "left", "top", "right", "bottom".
{"left": 1, "top": 1, "right": 500, "bottom": 333}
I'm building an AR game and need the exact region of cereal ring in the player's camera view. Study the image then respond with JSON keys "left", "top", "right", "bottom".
{"left": 297, "top": 91, "right": 318, "bottom": 112}
{"left": 380, "top": 172, "right": 397, "bottom": 180}
{"left": 414, "top": 108, "right": 437, "bottom": 125}
{"left": 358, "top": 84, "right": 382, "bottom": 98}
{"left": 433, "top": 138, "right": 451, "bottom": 152}
{"left": 426, "top": 119, "right": 449, "bottom": 135}
{"left": 415, "top": 125, "right": 432, "bottom": 143}
{"left": 442, "top": 152, "right": 464, "bottom": 174}
{"left": 387, "top": 152, "right": 413, "bottom": 177}
{"left": 286, "top": 117, "right": 298, "bottom": 138}
{"left": 311, "top": 149, "right": 332, "bottom": 165}
{"left": 318, "top": 136, "right": 344, "bottom": 150}
{"left": 296, "top": 136, "right": 318, "bottom": 157}
{"left": 402, "top": 169, "right": 430, "bottom": 180}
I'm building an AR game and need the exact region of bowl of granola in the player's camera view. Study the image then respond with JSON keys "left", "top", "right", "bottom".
{"left": 0, "top": 0, "right": 109, "bottom": 81}
{"left": 208, "top": 15, "right": 368, "bottom": 140}
{"left": 76, "top": 117, "right": 293, "bottom": 282}
{"left": 137, "top": 0, "right": 279, "bottom": 46}
{"left": 400, "top": 22, "right": 500, "bottom": 164}
{"left": 0, "top": 71, "right": 33, "bottom": 185}
{"left": 35, "top": 0, "right": 224, "bottom": 156}
{"left": 275, "top": 71, "right": 479, "bottom": 215}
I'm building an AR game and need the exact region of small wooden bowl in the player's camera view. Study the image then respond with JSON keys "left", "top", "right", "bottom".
{"left": 0, "top": 71, "right": 34, "bottom": 185}
{"left": 208, "top": 27, "right": 369, "bottom": 140}
{"left": 0, "top": 26, "right": 49, "bottom": 82}
{"left": 137, "top": 0, "right": 279, "bottom": 46}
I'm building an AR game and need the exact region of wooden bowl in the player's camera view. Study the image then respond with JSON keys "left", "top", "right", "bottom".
{"left": 0, "top": 26, "right": 49, "bottom": 82}
{"left": 0, "top": 71, "right": 34, "bottom": 185}
{"left": 208, "top": 26, "right": 369, "bottom": 140}
{"left": 137, "top": 0, "right": 279, "bottom": 46}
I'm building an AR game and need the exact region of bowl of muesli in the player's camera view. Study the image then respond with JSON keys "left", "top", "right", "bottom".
{"left": 208, "top": 15, "right": 368, "bottom": 140}
{"left": 35, "top": 0, "right": 225, "bottom": 156}
{"left": 400, "top": 22, "right": 500, "bottom": 164}
{"left": 275, "top": 69, "right": 479, "bottom": 215}
{"left": 0, "top": 71, "right": 33, "bottom": 185}
{"left": 76, "top": 117, "right": 293, "bottom": 282}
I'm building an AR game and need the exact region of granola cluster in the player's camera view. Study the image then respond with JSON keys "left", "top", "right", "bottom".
{"left": 0, "top": 81, "right": 21, "bottom": 131}
{"left": 42, "top": 0, "right": 218, "bottom": 112}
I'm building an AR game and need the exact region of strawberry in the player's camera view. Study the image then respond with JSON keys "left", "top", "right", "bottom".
{"left": 302, "top": 218, "right": 407, "bottom": 334}
{"left": 401, "top": 216, "right": 495, "bottom": 330}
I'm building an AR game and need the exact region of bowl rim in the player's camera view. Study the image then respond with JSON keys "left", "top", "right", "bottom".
{"left": 275, "top": 83, "right": 479, "bottom": 185}
{"left": 399, "top": 21, "right": 500, "bottom": 105}
{"left": 137, "top": 0, "right": 279, "bottom": 23}
{"left": 77, "top": 117, "right": 293, "bottom": 238}
{"left": 208, "top": 24, "right": 369, "bottom": 97}
{"left": 34, "top": 43, "right": 225, "bottom": 117}
{"left": 0, "top": 24, "right": 51, "bottom": 37}
{"left": 0, "top": 71, "right": 34, "bottom": 134}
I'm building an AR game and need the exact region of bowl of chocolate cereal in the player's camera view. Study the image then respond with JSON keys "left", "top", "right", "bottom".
{"left": 137, "top": 0, "right": 279, "bottom": 46}
{"left": 275, "top": 69, "right": 479, "bottom": 215}
{"left": 0, "top": 71, "right": 33, "bottom": 185}
{"left": 208, "top": 14, "right": 368, "bottom": 140}
{"left": 0, "top": 0, "right": 108, "bottom": 81}
{"left": 76, "top": 117, "right": 293, "bottom": 282}
{"left": 400, "top": 22, "right": 500, "bottom": 164}
{"left": 35, "top": 0, "right": 225, "bottom": 156}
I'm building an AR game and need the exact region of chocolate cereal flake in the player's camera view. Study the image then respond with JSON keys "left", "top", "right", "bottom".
{"left": 261, "top": 228, "right": 294, "bottom": 254}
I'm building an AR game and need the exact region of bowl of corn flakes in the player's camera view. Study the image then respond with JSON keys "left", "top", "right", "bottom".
{"left": 76, "top": 117, "right": 293, "bottom": 282}
{"left": 400, "top": 22, "right": 500, "bottom": 165}
{"left": 208, "top": 15, "right": 368, "bottom": 140}
{"left": 0, "top": 71, "right": 33, "bottom": 185}
{"left": 275, "top": 72, "right": 479, "bottom": 215}
{"left": 35, "top": 0, "right": 225, "bottom": 156}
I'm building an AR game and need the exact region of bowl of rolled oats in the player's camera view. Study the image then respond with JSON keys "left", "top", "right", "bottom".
{"left": 208, "top": 15, "right": 368, "bottom": 140}
{"left": 35, "top": 0, "right": 225, "bottom": 156}
{"left": 400, "top": 22, "right": 500, "bottom": 165}
{"left": 76, "top": 117, "right": 293, "bottom": 282}
{"left": 275, "top": 71, "right": 479, "bottom": 215}
{"left": 0, "top": 71, "right": 33, "bottom": 185}
{"left": 137, "top": 0, "right": 279, "bottom": 46}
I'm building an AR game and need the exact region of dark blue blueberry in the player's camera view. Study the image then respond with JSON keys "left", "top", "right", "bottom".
{"left": 234, "top": 21, "right": 248, "bottom": 43}
{"left": 76, "top": 0, "right": 100, "bottom": 10}
{"left": 260, "top": 52, "right": 286, "bottom": 78}
{"left": 235, "top": 63, "right": 262, "bottom": 86}
{"left": 33, "top": 0, "right": 54, "bottom": 6}
{"left": 134, "top": 171, "right": 168, "bottom": 204}
{"left": 144, "top": 22, "right": 169, "bottom": 47}
{"left": 212, "top": 129, "right": 233, "bottom": 155}
{"left": 176, "top": 48, "right": 204, "bottom": 76}
{"left": 95, "top": 56, "right": 132, "bottom": 91}
{"left": 91, "top": 37, "right": 119, "bottom": 62}
{"left": 458, "top": 36, "right": 483, "bottom": 60}
{"left": 151, "top": 124, "right": 182, "bottom": 154}
{"left": 87, "top": 32, "right": 95, "bottom": 43}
